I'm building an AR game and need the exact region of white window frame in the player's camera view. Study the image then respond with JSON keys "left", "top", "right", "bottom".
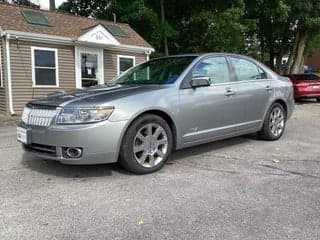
{"left": 117, "top": 55, "right": 136, "bottom": 76}
{"left": 31, "top": 46, "right": 59, "bottom": 88}
{"left": 75, "top": 46, "right": 104, "bottom": 89}
{"left": 0, "top": 43, "right": 3, "bottom": 88}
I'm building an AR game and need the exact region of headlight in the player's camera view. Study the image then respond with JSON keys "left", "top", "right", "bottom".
{"left": 57, "top": 107, "right": 114, "bottom": 124}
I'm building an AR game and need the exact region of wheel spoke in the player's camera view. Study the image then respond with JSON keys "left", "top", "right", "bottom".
{"left": 137, "top": 152, "right": 148, "bottom": 164}
{"left": 157, "top": 138, "right": 167, "bottom": 146}
{"left": 134, "top": 144, "right": 144, "bottom": 153}
{"left": 136, "top": 132, "right": 145, "bottom": 142}
{"left": 156, "top": 150, "right": 164, "bottom": 158}
{"left": 146, "top": 124, "right": 153, "bottom": 136}
{"left": 153, "top": 126, "right": 163, "bottom": 138}
{"left": 149, "top": 154, "right": 155, "bottom": 166}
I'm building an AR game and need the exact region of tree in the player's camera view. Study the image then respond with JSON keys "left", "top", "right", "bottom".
{"left": 59, "top": 0, "right": 111, "bottom": 17}
{"left": 286, "top": 0, "right": 320, "bottom": 73}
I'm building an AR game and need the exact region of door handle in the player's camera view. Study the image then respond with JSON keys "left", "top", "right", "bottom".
{"left": 265, "top": 85, "right": 273, "bottom": 91}
{"left": 224, "top": 89, "right": 236, "bottom": 96}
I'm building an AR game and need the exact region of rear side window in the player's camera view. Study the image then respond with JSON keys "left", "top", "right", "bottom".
{"left": 230, "top": 57, "right": 267, "bottom": 81}
{"left": 192, "top": 56, "right": 230, "bottom": 84}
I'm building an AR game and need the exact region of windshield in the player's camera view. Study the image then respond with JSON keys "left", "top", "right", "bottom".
{"left": 115, "top": 56, "right": 196, "bottom": 85}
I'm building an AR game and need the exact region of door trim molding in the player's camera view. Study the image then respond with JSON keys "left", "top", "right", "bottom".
{"left": 75, "top": 46, "right": 104, "bottom": 89}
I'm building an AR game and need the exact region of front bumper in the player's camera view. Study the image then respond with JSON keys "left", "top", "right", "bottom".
{"left": 19, "top": 120, "right": 128, "bottom": 165}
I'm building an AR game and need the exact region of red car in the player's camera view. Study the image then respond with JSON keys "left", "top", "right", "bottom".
{"left": 285, "top": 74, "right": 320, "bottom": 102}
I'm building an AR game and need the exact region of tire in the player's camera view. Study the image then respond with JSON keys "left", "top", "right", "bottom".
{"left": 258, "top": 103, "right": 286, "bottom": 141}
{"left": 119, "top": 114, "right": 173, "bottom": 174}
{"left": 316, "top": 97, "right": 320, "bottom": 103}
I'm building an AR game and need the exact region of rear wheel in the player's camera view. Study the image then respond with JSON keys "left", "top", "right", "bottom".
{"left": 316, "top": 97, "right": 320, "bottom": 102}
{"left": 258, "top": 103, "right": 286, "bottom": 141}
{"left": 119, "top": 114, "right": 173, "bottom": 174}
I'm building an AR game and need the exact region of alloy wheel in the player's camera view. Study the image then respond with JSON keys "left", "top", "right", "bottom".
{"left": 133, "top": 123, "right": 168, "bottom": 168}
{"left": 269, "top": 107, "right": 285, "bottom": 137}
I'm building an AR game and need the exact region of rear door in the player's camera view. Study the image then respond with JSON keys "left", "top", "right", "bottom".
{"left": 228, "top": 56, "right": 274, "bottom": 131}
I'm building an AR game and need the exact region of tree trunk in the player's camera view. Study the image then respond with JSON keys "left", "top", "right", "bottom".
{"left": 269, "top": 49, "right": 275, "bottom": 70}
{"left": 285, "top": 31, "right": 300, "bottom": 74}
{"left": 49, "top": 0, "right": 55, "bottom": 11}
{"left": 160, "top": 0, "right": 169, "bottom": 56}
{"left": 291, "top": 29, "right": 308, "bottom": 74}
{"left": 275, "top": 53, "right": 283, "bottom": 74}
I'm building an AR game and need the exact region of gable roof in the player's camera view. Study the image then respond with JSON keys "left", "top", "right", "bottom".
{"left": 0, "top": 3, "right": 152, "bottom": 49}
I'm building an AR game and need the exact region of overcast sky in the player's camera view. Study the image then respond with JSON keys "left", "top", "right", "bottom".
{"left": 31, "top": 0, "right": 66, "bottom": 10}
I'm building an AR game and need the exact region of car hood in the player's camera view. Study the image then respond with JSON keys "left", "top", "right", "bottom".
{"left": 28, "top": 84, "right": 169, "bottom": 108}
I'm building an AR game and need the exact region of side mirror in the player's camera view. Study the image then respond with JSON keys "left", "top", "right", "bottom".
{"left": 190, "top": 76, "right": 211, "bottom": 89}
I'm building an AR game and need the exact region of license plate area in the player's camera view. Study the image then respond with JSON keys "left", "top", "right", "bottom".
{"left": 312, "top": 85, "right": 320, "bottom": 89}
{"left": 17, "top": 126, "right": 31, "bottom": 145}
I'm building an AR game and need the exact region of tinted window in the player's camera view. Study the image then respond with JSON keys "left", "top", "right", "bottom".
{"left": 231, "top": 57, "right": 266, "bottom": 81}
{"left": 33, "top": 49, "right": 57, "bottom": 86}
{"left": 119, "top": 57, "right": 134, "bottom": 75}
{"left": 116, "top": 56, "right": 196, "bottom": 84}
{"left": 192, "top": 56, "right": 230, "bottom": 84}
{"left": 293, "top": 74, "right": 319, "bottom": 81}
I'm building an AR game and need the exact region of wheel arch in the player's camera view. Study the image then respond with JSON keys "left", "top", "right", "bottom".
{"left": 273, "top": 99, "right": 288, "bottom": 118}
{"left": 260, "top": 98, "right": 289, "bottom": 130}
{"left": 117, "top": 108, "right": 178, "bottom": 157}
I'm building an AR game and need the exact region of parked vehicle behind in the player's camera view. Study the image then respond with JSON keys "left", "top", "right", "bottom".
{"left": 285, "top": 74, "right": 320, "bottom": 102}
{"left": 17, "top": 53, "right": 294, "bottom": 174}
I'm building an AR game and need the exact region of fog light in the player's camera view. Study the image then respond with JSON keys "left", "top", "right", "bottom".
{"left": 64, "top": 147, "right": 82, "bottom": 158}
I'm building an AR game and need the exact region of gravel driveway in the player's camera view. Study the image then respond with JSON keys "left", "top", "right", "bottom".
{"left": 1, "top": 101, "right": 320, "bottom": 240}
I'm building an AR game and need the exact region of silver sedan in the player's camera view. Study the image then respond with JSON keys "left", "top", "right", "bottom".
{"left": 17, "top": 53, "right": 294, "bottom": 174}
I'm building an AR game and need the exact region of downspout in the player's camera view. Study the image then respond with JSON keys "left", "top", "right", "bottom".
{"left": 4, "top": 32, "right": 15, "bottom": 115}
{"left": 145, "top": 50, "right": 152, "bottom": 61}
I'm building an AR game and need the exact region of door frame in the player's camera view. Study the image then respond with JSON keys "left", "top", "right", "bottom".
{"left": 75, "top": 46, "right": 104, "bottom": 89}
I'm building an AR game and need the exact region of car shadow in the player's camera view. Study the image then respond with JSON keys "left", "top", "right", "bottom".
{"left": 21, "top": 152, "right": 132, "bottom": 178}
{"left": 169, "top": 136, "right": 251, "bottom": 163}
{"left": 21, "top": 136, "right": 253, "bottom": 178}
{"left": 295, "top": 98, "right": 318, "bottom": 105}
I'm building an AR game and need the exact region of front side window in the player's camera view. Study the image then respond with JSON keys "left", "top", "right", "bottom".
{"left": 192, "top": 56, "right": 230, "bottom": 84}
{"left": 116, "top": 56, "right": 196, "bottom": 85}
{"left": 230, "top": 57, "right": 267, "bottom": 81}
{"left": 118, "top": 56, "right": 135, "bottom": 75}
{"left": 32, "top": 47, "right": 58, "bottom": 86}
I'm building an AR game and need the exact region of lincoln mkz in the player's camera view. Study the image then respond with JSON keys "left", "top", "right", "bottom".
{"left": 17, "top": 53, "right": 294, "bottom": 174}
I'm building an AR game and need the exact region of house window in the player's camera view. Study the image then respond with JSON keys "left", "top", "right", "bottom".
{"left": 31, "top": 47, "right": 59, "bottom": 87}
{"left": 117, "top": 55, "right": 135, "bottom": 75}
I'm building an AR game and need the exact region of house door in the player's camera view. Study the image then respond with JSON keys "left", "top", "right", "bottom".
{"left": 75, "top": 47, "right": 104, "bottom": 88}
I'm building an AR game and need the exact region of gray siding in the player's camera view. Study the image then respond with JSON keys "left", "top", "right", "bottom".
{"left": 103, "top": 49, "right": 147, "bottom": 82}
{"left": 10, "top": 40, "right": 76, "bottom": 114}
{"left": 0, "top": 39, "right": 6, "bottom": 113}
{"left": 8, "top": 39, "right": 147, "bottom": 115}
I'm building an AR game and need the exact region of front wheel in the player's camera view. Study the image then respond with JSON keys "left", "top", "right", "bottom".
{"left": 316, "top": 97, "right": 320, "bottom": 103}
{"left": 258, "top": 103, "right": 286, "bottom": 141}
{"left": 119, "top": 114, "right": 173, "bottom": 174}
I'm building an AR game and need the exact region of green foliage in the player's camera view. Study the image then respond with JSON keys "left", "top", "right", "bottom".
{"left": 190, "top": 7, "right": 246, "bottom": 53}
{"left": 58, "top": 0, "right": 320, "bottom": 68}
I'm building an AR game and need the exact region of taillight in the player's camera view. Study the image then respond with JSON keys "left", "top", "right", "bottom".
{"left": 296, "top": 82, "right": 309, "bottom": 87}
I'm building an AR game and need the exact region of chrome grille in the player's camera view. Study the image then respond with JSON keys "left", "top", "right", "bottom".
{"left": 22, "top": 106, "right": 58, "bottom": 127}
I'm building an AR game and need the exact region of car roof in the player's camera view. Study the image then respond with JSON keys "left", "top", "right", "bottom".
{"left": 152, "top": 52, "right": 249, "bottom": 60}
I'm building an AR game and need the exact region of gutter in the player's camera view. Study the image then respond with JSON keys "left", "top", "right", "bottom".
{"left": 2, "top": 31, "right": 15, "bottom": 115}
{"left": 7, "top": 30, "right": 155, "bottom": 53}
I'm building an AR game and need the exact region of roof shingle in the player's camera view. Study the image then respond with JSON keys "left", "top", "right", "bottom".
{"left": 0, "top": 3, "right": 152, "bottom": 48}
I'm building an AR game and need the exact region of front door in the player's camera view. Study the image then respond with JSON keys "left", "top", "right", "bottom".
{"left": 75, "top": 47, "right": 104, "bottom": 88}
{"left": 178, "top": 56, "right": 243, "bottom": 144}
